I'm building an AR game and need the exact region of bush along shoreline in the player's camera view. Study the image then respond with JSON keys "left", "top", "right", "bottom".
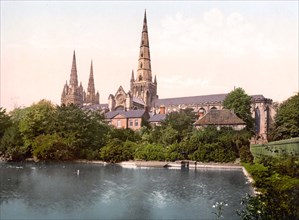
{"left": 238, "top": 155, "right": 299, "bottom": 219}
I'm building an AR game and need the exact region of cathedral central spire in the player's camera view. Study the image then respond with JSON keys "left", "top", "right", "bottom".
{"left": 137, "top": 10, "right": 152, "bottom": 82}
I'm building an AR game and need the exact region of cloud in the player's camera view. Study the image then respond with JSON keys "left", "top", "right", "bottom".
{"left": 158, "top": 75, "right": 226, "bottom": 91}
{"left": 154, "top": 8, "right": 284, "bottom": 59}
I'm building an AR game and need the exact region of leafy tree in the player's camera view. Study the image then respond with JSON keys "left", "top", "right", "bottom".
{"left": 271, "top": 93, "right": 299, "bottom": 140}
{"left": 32, "top": 133, "right": 74, "bottom": 160}
{"left": 19, "top": 100, "right": 56, "bottom": 151}
{"left": 0, "top": 107, "right": 30, "bottom": 160}
{"left": 223, "top": 88, "right": 254, "bottom": 132}
{"left": 160, "top": 125, "right": 179, "bottom": 146}
{"left": 100, "top": 139, "right": 136, "bottom": 163}
{"left": 107, "top": 127, "right": 141, "bottom": 143}
{"left": 0, "top": 108, "right": 12, "bottom": 139}
{"left": 162, "top": 108, "right": 197, "bottom": 140}
{"left": 52, "top": 105, "right": 110, "bottom": 159}
{"left": 134, "top": 143, "right": 166, "bottom": 161}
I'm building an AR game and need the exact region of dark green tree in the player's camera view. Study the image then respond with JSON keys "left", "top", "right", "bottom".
{"left": 53, "top": 105, "right": 109, "bottom": 158}
{"left": 271, "top": 93, "right": 299, "bottom": 140}
{"left": 100, "top": 139, "right": 136, "bottom": 163}
{"left": 223, "top": 88, "right": 254, "bottom": 132}
{"left": 0, "top": 108, "right": 12, "bottom": 139}
{"left": 162, "top": 108, "right": 197, "bottom": 141}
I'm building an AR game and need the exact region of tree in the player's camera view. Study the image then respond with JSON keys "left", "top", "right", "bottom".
{"left": 0, "top": 108, "right": 12, "bottom": 139}
{"left": 19, "top": 100, "right": 56, "bottom": 150}
{"left": 223, "top": 88, "right": 254, "bottom": 132}
{"left": 162, "top": 108, "right": 197, "bottom": 141}
{"left": 100, "top": 139, "right": 136, "bottom": 163}
{"left": 271, "top": 93, "right": 299, "bottom": 140}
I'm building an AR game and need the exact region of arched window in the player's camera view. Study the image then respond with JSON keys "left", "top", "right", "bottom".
{"left": 211, "top": 106, "right": 217, "bottom": 110}
{"left": 255, "top": 107, "right": 260, "bottom": 134}
{"left": 140, "top": 62, "right": 143, "bottom": 68}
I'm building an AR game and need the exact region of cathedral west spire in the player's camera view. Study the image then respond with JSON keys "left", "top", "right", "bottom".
{"left": 70, "top": 50, "right": 78, "bottom": 87}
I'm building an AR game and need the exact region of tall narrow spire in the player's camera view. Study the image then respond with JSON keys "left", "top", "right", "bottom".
{"left": 137, "top": 10, "right": 152, "bottom": 82}
{"left": 87, "top": 60, "right": 95, "bottom": 95}
{"left": 142, "top": 10, "right": 148, "bottom": 33}
{"left": 69, "top": 50, "right": 78, "bottom": 87}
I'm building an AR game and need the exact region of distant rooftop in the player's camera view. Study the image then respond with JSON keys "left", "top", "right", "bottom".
{"left": 156, "top": 94, "right": 268, "bottom": 106}
{"left": 194, "top": 109, "right": 246, "bottom": 126}
{"left": 89, "top": 94, "right": 269, "bottom": 110}
{"left": 105, "top": 109, "right": 147, "bottom": 119}
{"left": 148, "top": 114, "right": 167, "bottom": 122}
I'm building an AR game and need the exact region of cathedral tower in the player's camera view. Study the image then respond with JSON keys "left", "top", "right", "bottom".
{"left": 131, "top": 11, "right": 158, "bottom": 109}
{"left": 61, "top": 51, "right": 84, "bottom": 106}
{"left": 61, "top": 51, "right": 100, "bottom": 106}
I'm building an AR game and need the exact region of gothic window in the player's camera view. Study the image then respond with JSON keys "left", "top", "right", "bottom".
{"left": 140, "top": 62, "right": 143, "bottom": 68}
{"left": 141, "top": 52, "right": 143, "bottom": 57}
{"left": 139, "top": 75, "right": 142, "bottom": 81}
{"left": 211, "top": 106, "right": 217, "bottom": 110}
{"left": 255, "top": 107, "right": 261, "bottom": 134}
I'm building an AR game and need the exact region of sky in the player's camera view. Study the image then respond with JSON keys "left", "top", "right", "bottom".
{"left": 1, "top": 1, "right": 298, "bottom": 111}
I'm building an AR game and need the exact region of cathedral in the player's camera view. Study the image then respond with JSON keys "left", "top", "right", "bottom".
{"left": 108, "top": 11, "right": 158, "bottom": 112}
{"left": 61, "top": 52, "right": 99, "bottom": 106}
{"left": 61, "top": 11, "right": 275, "bottom": 140}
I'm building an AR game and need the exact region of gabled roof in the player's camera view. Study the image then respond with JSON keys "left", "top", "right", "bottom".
{"left": 105, "top": 109, "right": 147, "bottom": 119}
{"left": 194, "top": 109, "right": 246, "bottom": 126}
{"left": 148, "top": 114, "right": 167, "bottom": 122}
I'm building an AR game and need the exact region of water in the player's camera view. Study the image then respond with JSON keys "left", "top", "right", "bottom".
{"left": 0, "top": 162, "right": 253, "bottom": 219}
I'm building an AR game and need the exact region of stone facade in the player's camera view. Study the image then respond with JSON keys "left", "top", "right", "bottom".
{"left": 61, "top": 51, "right": 99, "bottom": 106}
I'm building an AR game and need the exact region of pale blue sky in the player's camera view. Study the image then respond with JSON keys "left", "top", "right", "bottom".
{"left": 1, "top": 1, "right": 298, "bottom": 110}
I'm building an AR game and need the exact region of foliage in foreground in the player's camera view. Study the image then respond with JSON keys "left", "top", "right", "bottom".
{"left": 0, "top": 101, "right": 253, "bottom": 163}
{"left": 239, "top": 156, "right": 299, "bottom": 220}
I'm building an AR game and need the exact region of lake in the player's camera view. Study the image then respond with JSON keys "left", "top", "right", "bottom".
{"left": 0, "top": 162, "right": 253, "bottom": 219}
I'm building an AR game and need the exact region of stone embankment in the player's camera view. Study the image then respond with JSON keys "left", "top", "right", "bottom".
{"left": 119, "top": 160, "right": 255, "bottom": 191}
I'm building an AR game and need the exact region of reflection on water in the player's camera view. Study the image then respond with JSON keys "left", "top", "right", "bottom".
{"left": 0, "top": 162, "right": 253, "bottom": 219}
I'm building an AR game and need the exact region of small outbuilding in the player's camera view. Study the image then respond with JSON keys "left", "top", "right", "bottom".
{"left": 193, "top": 109, "right": 246, "bottom": 131}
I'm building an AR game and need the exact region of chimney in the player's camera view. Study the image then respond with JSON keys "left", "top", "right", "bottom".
{"left": 160, "top": 105, "right": 165, "bottom": 114}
